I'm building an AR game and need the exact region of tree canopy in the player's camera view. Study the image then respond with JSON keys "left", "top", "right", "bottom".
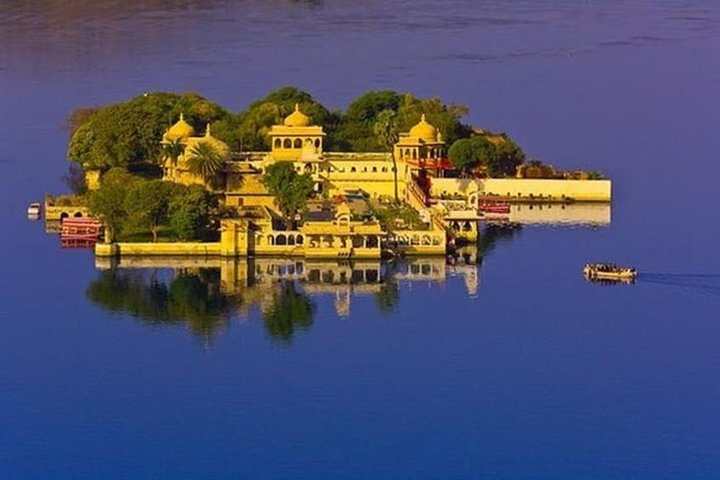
{"left": 67, "top": 92, "right": 234, "bottom": 171}
{"left": 262, "top": 162, "right": 315, "bottom": 225}
{"left": 87, "top": 167, "right": 139, "bottom": 242}
{"left": 448, "top": 135, "right": 525, "bottom": 177}
{"left": 67, "top": 87, "right": 527, "bottom": 175}
{"left": 237, "top": 86, "right": 338, "bottom": 151}
{"left": 124, "top": 180, "right": 181, "bottom": 242}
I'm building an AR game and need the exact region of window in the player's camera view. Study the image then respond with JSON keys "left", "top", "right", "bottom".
{"left": 293, "top": 138, "right": 302, "bottom": 149}
{"left": 283, "top": 138, "right": 292, "bottom": 148}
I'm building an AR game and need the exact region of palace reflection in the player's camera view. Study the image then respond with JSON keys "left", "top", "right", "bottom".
{"left": 88, "top": 245, "right": 488, "bottom": 343}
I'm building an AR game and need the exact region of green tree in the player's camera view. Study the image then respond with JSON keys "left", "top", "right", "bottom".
{"left": 262, "top": 162, "right": 314, "bottom": 227}
{"left": 169, "top": 185, "right": 218, "bottom": 241}
{"left": 124, "top": 180, "right": 179, "bottom": 242}
{"left": 87, "top": 167, "right": 138, "bottom": 242}
{"left": 395, "top": 93, "right": 471, "bottom": 146}
{"left": 447, "top": 138, "right": 478, "bottom": 174}
{"left": 263, "top": 280, "right": 314, "bottom": 343}
{"left": 186, "top": 141, "right": 225, "bottom": 182}
{"left": 373, "top": 109, "right": 400, "bottom": 203}
{"left": 237, "top": 87, "right": 337, "bottom": 150}
{"left": 334, "top": 90, "right": 401, "bottom": 151}
{"left": 161, "top": 137, "right": 185, "bottom": 167}
{"left": 448, "top": 136, "right": 522, "bottom": 177}
{"left": 492, "top": 138, "right": 525, "bottom": 177}
{"left": 67, "top": 92, "right": 233, "bottom": 171}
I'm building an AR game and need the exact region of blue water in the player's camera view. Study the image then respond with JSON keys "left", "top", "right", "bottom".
{"left": 1, "top": 1, "right": 720, "bottom": 478}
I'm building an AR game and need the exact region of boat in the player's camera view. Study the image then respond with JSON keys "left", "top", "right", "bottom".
{"left": 478, "top": 200, "right": 511, "bottom": 214}
{"left": 583, "top": 263, "right": 637, "bottom": 282}
{"left": 27, "top": 202, "right": 41, "bottom": 217}
{"left": 60, "top": 217, "right": 104, "bottom": 244}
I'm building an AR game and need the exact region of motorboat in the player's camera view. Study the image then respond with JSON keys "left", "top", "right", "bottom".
{"left": 27, "top": 202, "right": 41, "bottom": 217}
{"left": 478, "top": 200, "right": 511, "bottom": 214}
{"left": 583, "top": 263, "right": 637, "bottom": 282}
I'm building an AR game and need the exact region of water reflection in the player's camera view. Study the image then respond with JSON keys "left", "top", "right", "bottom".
{"left": 508, "top": 202, "right": 610, "bottom": 226}
{"left": 89, "top": 249, "right": 486, "bottom": 342}
{"left": 263, "top": 280, "right": 315, "bottom": 343}
{"left": 86, "top": 268, "right": 235, "bottom": 339}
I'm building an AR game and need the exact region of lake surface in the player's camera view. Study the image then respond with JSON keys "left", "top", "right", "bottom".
{"left": 2, "top": 1, "right": 720, "bottom": 478}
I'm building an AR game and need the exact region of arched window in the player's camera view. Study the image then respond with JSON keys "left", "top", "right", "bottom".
{"left": 372, "top": 167, "right": 377, "bottom": 172}
{"left": 304, "top": 163, "right": 313, "bottom": 172}
{"left": 276, "top": 234, "right": 287, "bottom": 246}
{"left": 350, "top": 167, "right": 356, "bottom": 172}
{"left": 274, "top": 138, "right": 281, "bottom": 149}
{"left": 288, "top": 235, "right": 295, "bottom": 245}
{"left": 293, "top": 138, "right": 302, "bottom": 149}
{"left": 314, "top": 139, "right": 320, "bottom": 148}
{"left": 405, "top": 148, "right": 411, "bottom": 158}
{"left": 283, "top": 138, "right": 292, "bottom": 148}
{"left": 412, "top": 149, "right": 417, "bottom": 160}
{"left": 296, "top": 234, "right": 304, "bottom": 245}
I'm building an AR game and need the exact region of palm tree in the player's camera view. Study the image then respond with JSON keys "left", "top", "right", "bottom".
{"left": 161, "top": 138, "right": 185, "bottom": 167}
{"left": 186, "top": 141, "right": 224, "bottom": 182}
{"left": 373, "top": 109, "right": 399, "bottom": 203}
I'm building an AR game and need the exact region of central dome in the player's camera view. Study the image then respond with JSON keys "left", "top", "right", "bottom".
{"left": 283, "top": 103, "right": 311, "bottom": 127}
{"left": 409, "top": 114, "right": 438, "bottom": 142}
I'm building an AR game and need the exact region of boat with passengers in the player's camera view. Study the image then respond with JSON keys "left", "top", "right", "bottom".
{"left": 583, "top": 263, "right": 637, "bottom": 282}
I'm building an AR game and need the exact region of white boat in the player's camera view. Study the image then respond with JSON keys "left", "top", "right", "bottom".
{"left": 27, "top": 202, "right": 41, "bottom": 217}
{"left": 583, "top": 263, "right": 637, "bottom": 282}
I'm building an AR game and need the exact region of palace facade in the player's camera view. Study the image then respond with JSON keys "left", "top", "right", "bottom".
{"left": 160, "top": 104, "right": 447, "bottom": 209}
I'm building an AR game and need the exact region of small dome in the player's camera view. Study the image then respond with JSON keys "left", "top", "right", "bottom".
{"left": 283, "top": 103, "right": 311, "bottom": 127}
{"left": 166, "top": 113, "right": 195, "bottom": 140}
{"left": 409, "top": 114, "right": 438, "bottom": 142}
{"left": 182, "top": 123, "right": 230, "bottom": 162}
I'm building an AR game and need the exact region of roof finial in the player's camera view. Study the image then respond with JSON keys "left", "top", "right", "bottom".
{"left": 205, "top": 123, "right": 211, "bottom": 136}
{"left": 179, "top": 113, "right": 185, "bottom": 121}
{"left": 295, "top": 103, "right": 300, "bottom": 112}
{"left": 421, "top": 113, "right": 427, "bottom": 122}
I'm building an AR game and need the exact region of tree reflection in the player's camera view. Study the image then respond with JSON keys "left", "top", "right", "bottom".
{"left": 375, "top": 280, "right": 400, "bottom": 316}
{"left": 262, "top": 280, "right": 314, "bottom": 343}
{"left": 86, "top": 268, "right": 237, "bottom": 340}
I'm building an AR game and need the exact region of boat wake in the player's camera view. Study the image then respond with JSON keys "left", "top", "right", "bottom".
{"left": 638, "top": 273, "right": 720, "bottom": 298}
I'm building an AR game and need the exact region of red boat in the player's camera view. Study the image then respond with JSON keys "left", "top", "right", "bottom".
{"left": 60, "top": 217, "right": 104, "bottom": 245}
{"left": 478, "top": 200, "right": 511, "bottom": 214}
